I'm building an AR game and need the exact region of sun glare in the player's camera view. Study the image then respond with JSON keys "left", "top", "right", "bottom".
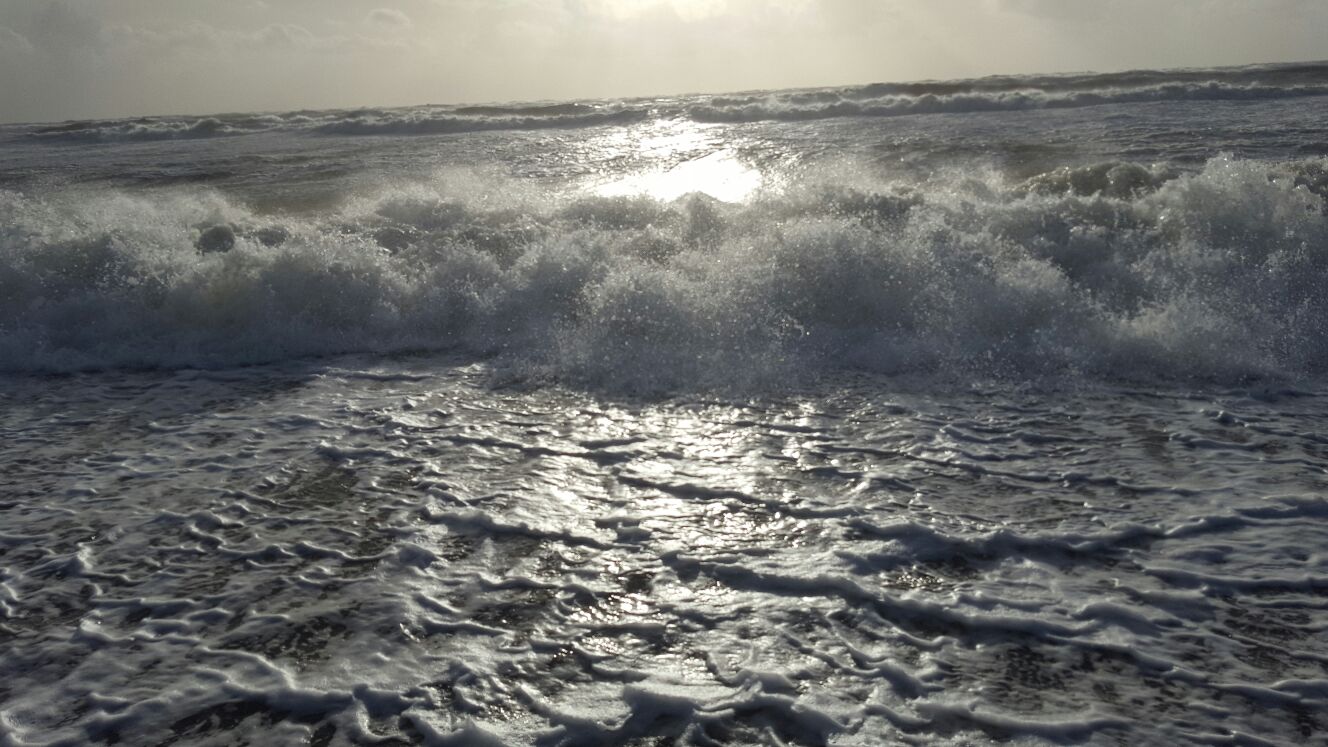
{"left": 588, "top": 120, "right": 764, "bottom": 202}
{"left": 598, "top": 0, "right": 728, "bottom": 21}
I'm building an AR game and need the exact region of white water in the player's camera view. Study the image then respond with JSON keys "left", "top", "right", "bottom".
{"left": 3, "top": 154, "right": 1327, "bottom": 388}
{"left": 3, "top": 62, "right": 1328, "bottom": 746}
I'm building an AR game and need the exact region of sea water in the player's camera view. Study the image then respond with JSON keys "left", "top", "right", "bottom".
{"left": 2, "top": 62, "right": 1328, "bottom": 745}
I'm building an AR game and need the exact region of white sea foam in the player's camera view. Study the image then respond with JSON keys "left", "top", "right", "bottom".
{"left": 2, "top": 156, "right": 1325, "bottom": 388}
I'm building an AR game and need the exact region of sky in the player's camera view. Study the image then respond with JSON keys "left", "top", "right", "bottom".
{"left": 1, "top": 0, "right": 1326, "bottom": 123}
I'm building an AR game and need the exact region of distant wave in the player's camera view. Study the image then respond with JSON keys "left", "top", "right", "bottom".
{"left": 841, "top": 60, "right": 1328, "bottom": 99}
{"left": 686, "top": 82, "right": 1328, "bottom": 123}
{"left": 23, "top": 61, "right": 1328, "bottom": 144}
{"left": 27, "top": 105, "right": 650, "bottom": 142}
{"left": 2, "top": 155, "right": 1327, "bottom": 389}
{"left": 30, "top": 114, "right": 295, "bottom": 143}
{"left": 452, "top": 102, "right": 601, "bottom": 117}
{"left": 311, "top": 106, "right": 650, "bottom": 136}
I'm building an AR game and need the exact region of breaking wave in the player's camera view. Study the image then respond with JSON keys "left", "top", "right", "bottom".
{"left": 3, "top": 155, "right": 1327, "bottom": 388}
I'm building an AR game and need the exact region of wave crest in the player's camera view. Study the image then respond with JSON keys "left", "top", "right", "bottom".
{"left": 2, "top": 156, "right": 1326, "bottom": 388}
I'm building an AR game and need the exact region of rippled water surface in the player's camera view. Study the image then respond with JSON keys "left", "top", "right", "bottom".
{"left": 3, "top": 361, "right": 1327, "bottom": 745}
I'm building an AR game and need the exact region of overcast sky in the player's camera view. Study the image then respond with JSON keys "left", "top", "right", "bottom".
{"left": 1, "top": 0, "right": 1326, "bottom": 123}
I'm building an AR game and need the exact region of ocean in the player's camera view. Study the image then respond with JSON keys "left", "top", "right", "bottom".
{"left": 2, "top": 62, "right": 1327, "bottom": 745}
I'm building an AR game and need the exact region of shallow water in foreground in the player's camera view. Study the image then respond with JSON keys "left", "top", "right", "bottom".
{"left": 3, "top": 358, "right": 1326, "bottom": 746}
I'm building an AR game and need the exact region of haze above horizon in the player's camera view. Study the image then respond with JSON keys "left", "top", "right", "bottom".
{"left": 2, "top": 0, "right": 1327, "bottom": 125}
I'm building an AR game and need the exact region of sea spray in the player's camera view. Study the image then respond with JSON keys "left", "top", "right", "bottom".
{"left": 2, "top": 156, "right": 1325, "bottom": 386}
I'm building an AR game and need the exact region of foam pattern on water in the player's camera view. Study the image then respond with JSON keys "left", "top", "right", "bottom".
{"left": 1, "top": 362, "right": 1326, "bottom": 745}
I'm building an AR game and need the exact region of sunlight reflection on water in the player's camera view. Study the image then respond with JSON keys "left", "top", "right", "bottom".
{"left": 589, "top": 121, "right": 764, "bottom": 202}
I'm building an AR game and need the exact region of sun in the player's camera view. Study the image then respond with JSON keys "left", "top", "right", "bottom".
{"left": 598, "top": 0, "right": 728, "bottom": 21}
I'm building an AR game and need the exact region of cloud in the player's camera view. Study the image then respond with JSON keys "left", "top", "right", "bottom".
{"left": 32, "top": 0, "right": 101, "bottom": 48}
{"left": 104, "top": 19, "right": 408, "bottom": 57}
{"left": 0, "top": 25, "right": 33, "bottom": 56}
{"left": 984, "top": 0, "right": 1108, "bottom": 20}
{"left": 244, "top": 22, "right": 318, "bottom": 49}
{"left": 367, "top": 8, "right": 412, "bottom": 28}
{"left": 104, "top": 21, "right": 223, "bottom": 52}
